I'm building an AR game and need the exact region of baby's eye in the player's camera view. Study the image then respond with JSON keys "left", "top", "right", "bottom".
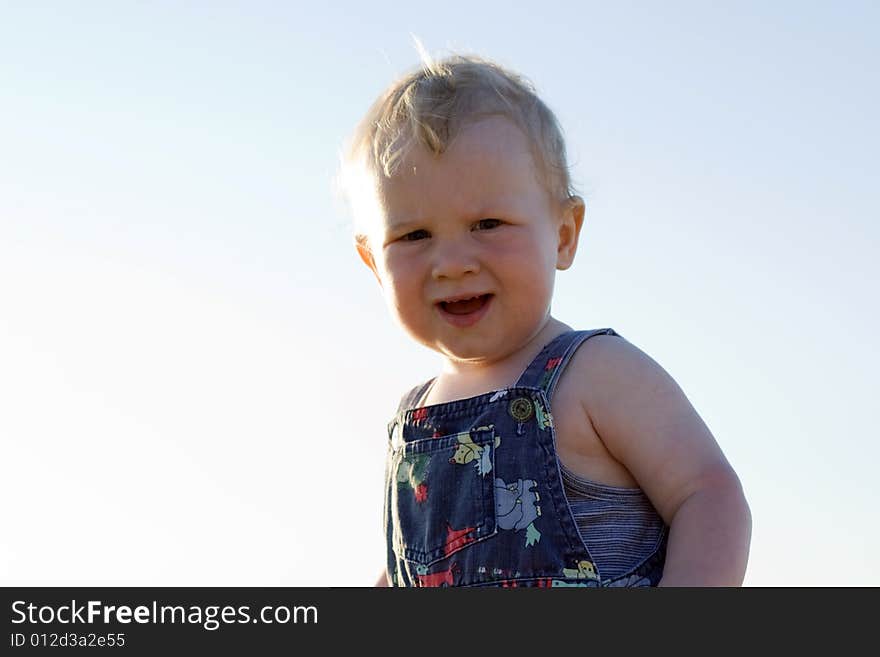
{"left": 473, "top": 218, "right": 503, "bottom": 231}
{"left": 402, "top": 229, "right": 430, "bottom": 241}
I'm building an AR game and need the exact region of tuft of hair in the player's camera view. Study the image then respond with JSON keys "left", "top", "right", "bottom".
{"left": 336, "top": 48, "right": 578, "bottom": 238}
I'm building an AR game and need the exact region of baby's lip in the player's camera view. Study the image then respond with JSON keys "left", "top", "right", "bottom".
{"left": 433, "top": 292, "right": 493, "bottom": 305}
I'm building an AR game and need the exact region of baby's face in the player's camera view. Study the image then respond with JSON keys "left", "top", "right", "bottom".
{"left": 357, "top": 116, "right": 581, "bottom": 366}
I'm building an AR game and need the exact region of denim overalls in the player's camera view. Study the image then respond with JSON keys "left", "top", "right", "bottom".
{"left": 384, "top": 328, "right": 667, "bottom": 587}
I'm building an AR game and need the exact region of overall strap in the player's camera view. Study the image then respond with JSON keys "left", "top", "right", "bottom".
{"left": 514, "top": 328, "right": 622, "bottom": 398}
{"left": 395, "top": 377, "right": 436, "bottom": 415}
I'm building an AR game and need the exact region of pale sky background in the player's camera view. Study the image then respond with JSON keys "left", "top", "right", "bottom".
{"left": 1, "top": 1, "right": 877, "bottom": 587}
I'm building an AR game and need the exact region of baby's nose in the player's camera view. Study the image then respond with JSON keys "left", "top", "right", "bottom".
{"left": 431, "top": 242, "right": 480, "bottom": 279}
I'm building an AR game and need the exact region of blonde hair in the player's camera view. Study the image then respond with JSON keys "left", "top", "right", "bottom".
{"left": 337, "top": 52, "right": 578, "bottom": 238}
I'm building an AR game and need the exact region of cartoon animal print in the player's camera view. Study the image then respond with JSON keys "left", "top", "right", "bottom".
{"left": 534, "top": 397, "right": 553, "bottom": 431}
{"left": 415, "top": 563, "right": 457, "bottom": 587}
{"left": 499, "top": 579, "right": 555, "bottom": 587}
{"left": 477, "top": 566, "right": 520, "bottom": 587}
{"left": 490, "top": 567, "right": 521, "bottom": 579}
{"left": 551, "top": 580, "right": 594, "bottom": 587}
{"left": 489, "top": 390, "right": 508, "bottom": 402}
{"left": 562, "top": 560, "right": 599, "bottom": 581}
{"left": 443, "top": 523, "right": 479, "bottom": 557}
{"left": 494, "top": 477, "right": 542, "bottom": 546}
{"left": 396, "top": 453, "right": 430, "bottom": 503}
{"left": 449, "top": 429, "right": 501, "bottom": 476}
{"left": 537, "top": 356, "right": 563, "bottom": 389}
{"left": 475, "top": 566, "right": 556, "bottom": 587}
{"left": 411, "top": 407, "right": 443, "bottom": 436}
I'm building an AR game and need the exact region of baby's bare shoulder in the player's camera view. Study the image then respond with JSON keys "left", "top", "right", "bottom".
{"left": 570, "top": 334, "right": 674, "bottom": 409}
{"left": 566, "top": 334, "right": 738, "bottom": 521}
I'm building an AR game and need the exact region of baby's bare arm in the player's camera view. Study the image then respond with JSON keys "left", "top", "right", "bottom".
{"left": 375, "top": 570, "right": 388, "bottom": 587}
{"left": 578, "top": 336, "right": 752, "bottom": 586}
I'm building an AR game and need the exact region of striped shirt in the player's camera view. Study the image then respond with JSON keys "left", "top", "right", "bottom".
{"left": 561, "top": 463, "right": 667, "bottom": 580}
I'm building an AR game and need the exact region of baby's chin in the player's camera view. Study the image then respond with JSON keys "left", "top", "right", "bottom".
{"left": 436, "top": 318, "right": 564, "bottom": 366}
{"left": 433, "top": 337, "right": 522, "bottom": 369}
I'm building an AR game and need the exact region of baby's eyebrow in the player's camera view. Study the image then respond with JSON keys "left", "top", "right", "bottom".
{"left": 386, "top": 220, "right": 422, "bottom": 234}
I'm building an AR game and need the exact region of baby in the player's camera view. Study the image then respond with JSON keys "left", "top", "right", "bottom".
{"left": 338, "top": 53, "right": 751, "bottom": 587}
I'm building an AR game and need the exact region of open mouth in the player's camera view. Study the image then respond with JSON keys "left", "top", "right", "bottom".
{"left": 436, "top": 294, "right": 493, "bottom": 327}
{"left": 439, "top": 294, "right": 493, "bottom": 315}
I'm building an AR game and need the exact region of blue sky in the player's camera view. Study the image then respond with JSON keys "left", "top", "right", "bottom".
{"left": 1, "top": 1, "right": 877, "bottom": 585}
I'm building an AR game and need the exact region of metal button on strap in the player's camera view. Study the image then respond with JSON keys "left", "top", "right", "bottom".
{"left": 508, "top": 397, "right": 534, "bottom": 422}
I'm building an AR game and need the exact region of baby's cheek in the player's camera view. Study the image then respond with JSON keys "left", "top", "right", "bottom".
{"left": 385, "top": 269, "right": 416, "bottom": 298}
{"left": 382, "top": 251, "right": 418, "bottom": 282}
{"left": 510, "top": 273, "right": 555, "bottom": 316}
{"left": 388, "top": 284, "right": 422, "bottom": 318}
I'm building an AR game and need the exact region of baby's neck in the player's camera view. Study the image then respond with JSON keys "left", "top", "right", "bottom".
{"left": 424, "top": 317, "right": 571, "bottom": 406}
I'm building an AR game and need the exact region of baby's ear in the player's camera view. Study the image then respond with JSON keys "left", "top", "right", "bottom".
{"left": 355, "top": 234, "right": 383, "bottom": 287}
{"left": 556, "top": 196, "right": 585, "bottom": 271}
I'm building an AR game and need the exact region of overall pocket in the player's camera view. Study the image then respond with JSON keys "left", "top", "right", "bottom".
{"left": 389, "top": 425, "right": 498, "bottom": 566}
